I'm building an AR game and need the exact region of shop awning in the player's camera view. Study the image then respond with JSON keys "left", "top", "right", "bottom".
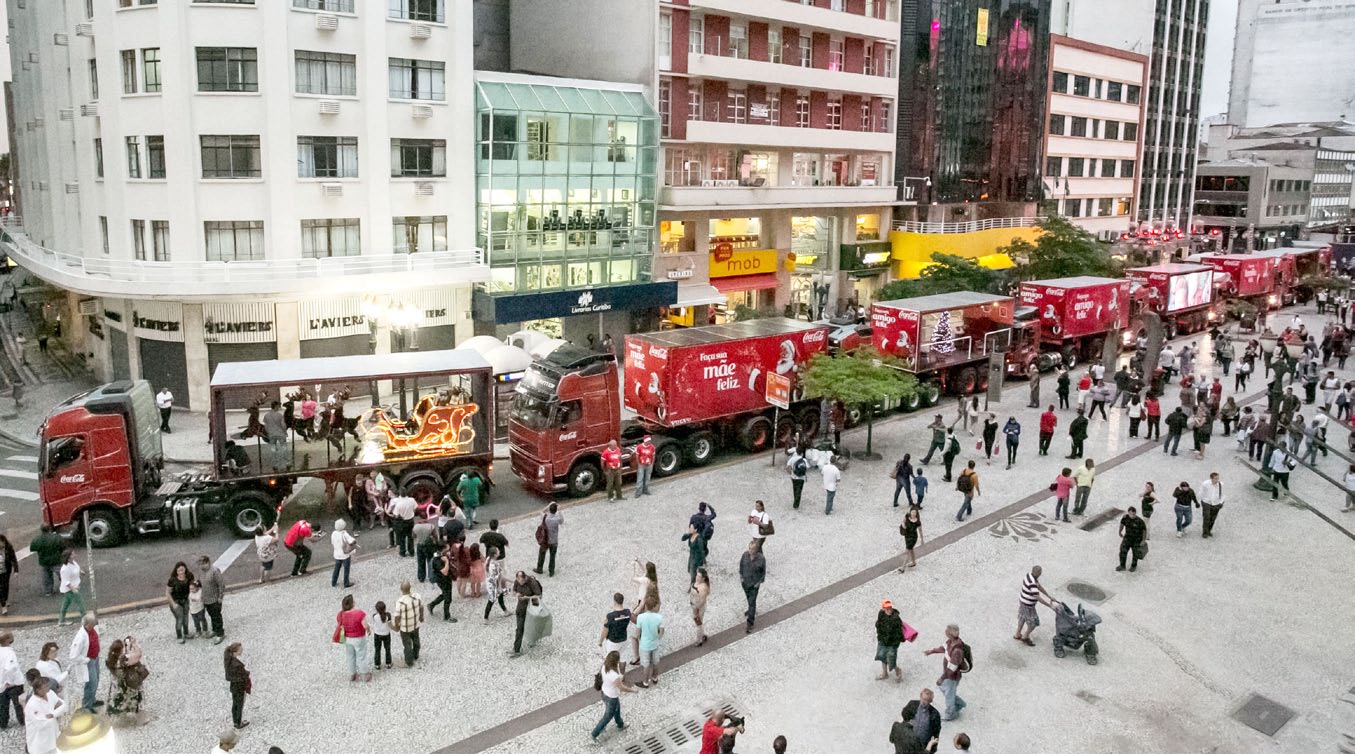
{"left": 711, "top": 274, "right": 779, "bottom": 294}
{"left": 674, "top": 282, "right": 726, "bottom": 308}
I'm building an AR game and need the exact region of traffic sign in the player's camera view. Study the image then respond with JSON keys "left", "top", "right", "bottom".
{"left": 765, "top": 371, "right": 791, "bottom": 409}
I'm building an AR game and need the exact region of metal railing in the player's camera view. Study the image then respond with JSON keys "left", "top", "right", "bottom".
{"left": 891, "top": 217, "right": 1043, "bottom": 234}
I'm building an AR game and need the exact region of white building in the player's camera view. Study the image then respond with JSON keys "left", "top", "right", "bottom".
{"left": 1228, "top": 0, "right": 1355, "bottom": 129}
{"left": 2, "top": 0, "right": 485, "bottom": 410}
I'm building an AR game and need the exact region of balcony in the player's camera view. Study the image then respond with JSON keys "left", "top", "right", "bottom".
{"left": 691, "top": 0, "right": 899, "bottom": 41}
{"left": 891, "top": 217, "right": 1042, "bottom": 233}
{"left": 688, "top": 50, "right": 896, "bottom": 99}
{"left": 662, "top": 183, "right": 895, "bottom": 210}
{"left": 684, "top": 119, "right": 894, "bottom": 153}
{"left": 0, "top": 218, "right": 488, "bottom": 300}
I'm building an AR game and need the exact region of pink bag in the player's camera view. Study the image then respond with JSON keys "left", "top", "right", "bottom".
{"left": 902, "top": 622, "right": 918, "bottom": 643}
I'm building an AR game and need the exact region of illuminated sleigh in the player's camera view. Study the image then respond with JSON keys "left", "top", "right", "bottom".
{"left": 355, "top": 396, "right": 479, "bottom": 462}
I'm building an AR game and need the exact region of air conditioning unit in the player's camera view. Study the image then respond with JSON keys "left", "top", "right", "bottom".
{"left": 78, "top": 299, "right": 98, "bottom": 316}
{"left": 315, "top": 13, "right": 339, "bottom": 31}
{"left": 75, "top": 23, "right": 93, "bottom": 37}
{"left": 81, "top": 103, "right": 98, "bottom": 117}
{"left": 411, "top": 104, "right": 433, "bottom": 119}
{"left": 409, "top": 24, "right": 431, "bottom": 39}
{"left": 53, "top": 33, "right": 69, "bottom": 46}
{"left": 64, "top": 182, "right": 79, "bottom": 194}
{"left": 37, "top": 181, "right": 49, "bottom": 191}
{"left": 317, "top": 99, "right": 340, "bottom": 116}
{"left": 59, "top": 108, "right": 74, "bottom": 121}
{"left": 414, "top": 181, "right": 435, "bottom": 197}
{"left": 28, "top": 52, "right": 38, "bottom": 63}
{"left": 321, "top": 182, "right": 343, "bottom": 197}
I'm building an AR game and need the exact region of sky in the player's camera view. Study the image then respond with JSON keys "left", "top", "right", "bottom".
{"left": 1199, "top": 0, "right": 1239, "bottom": 119}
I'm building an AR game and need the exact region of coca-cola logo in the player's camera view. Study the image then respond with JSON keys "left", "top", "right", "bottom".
{"left": 648, "top": 346, "right": 668, "bottom": 360}
{"left": 59, "top": 473, "right": 85, "bottom": 484}
{"left": 803, "top": 330, "right": 827, "bottom": 344}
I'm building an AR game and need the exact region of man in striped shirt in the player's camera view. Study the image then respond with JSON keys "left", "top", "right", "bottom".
{"left": 391, "top": 581, "right": 425, "bottom": 668}
{"left": 1014, "top": 566, "right": 1053, "bottom": 646}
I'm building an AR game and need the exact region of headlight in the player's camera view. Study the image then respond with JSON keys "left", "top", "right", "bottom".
{"left": 536, "top": 464, "right": 546, "bottom": 481}
{"left": 1207, "top": 311, "right": 1217, "bottom": 321}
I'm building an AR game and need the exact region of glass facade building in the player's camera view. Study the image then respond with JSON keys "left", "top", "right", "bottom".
{"left": 475, "top": 79, "right": 659, "bottom": 296}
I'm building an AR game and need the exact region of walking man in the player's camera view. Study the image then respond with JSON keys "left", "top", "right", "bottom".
{"left": 511, "top": 571, "right": 543, "bottom": 656}
{"left": 392, "top": 581, "right": 425, "bottom": 667}
{"left": 875, "top": 600, "right": 905, "bottom": 682}
{"left": 1038, "top": 405, "right": 1057, "bottom": 456}
{"left": 941, "top": 429, "right": 960, "bottom": 482}
{"left": 533, "top": 502, "right": 563, "bottom": 577}
{"left": 1002, "top": 417, "right": 1021, "bottom": 469}
{"left": 634, "top": 435, "right": 656, "bottom": 497}
{"left": 892, "top": 454, "right": 914, "bottom": 508}
{"left": 197, "top": 555, "right": 226, "bottom": 644}
{"left": 391, "top": 492, "right": 418, "bottom": 557}
{"left": 1173, "top": 481, "right": 1199, "bottom": 536}
{"left": 921, "top": 415, "right": 946, "bottom": 464}
{"left": 1071, "top": 459, "right": 1096, "bottom": 516}
{"left": 822, "top": 454, "right": 842, "bottom": 514}
{"left": 1163, "top": 406, "right": 1188, "bottom": 456}
{"left": 1116, "top": 507, "right": 1147, "bottom": 571}
{"left": 1013, "top": 566, "right": 1053, "bottom": 646}
{"left": 602, "top": 439, "right": 624, "bottom": 501}
{"left": 923, "top": 624, "right": 969, "bottom": 721}
{"left": 891, "top": 688, "right": 942, "bottom": 754}
{"left": 68, "top": 614, "right": 101, "bottom": 711}
{"left": 1268, "top": 444, "right": 1296, "bottom": 499}
{"left": 739, "top": 540, "right": 766, "bottom": 634}
{"left": 955, "top": 461, "right": 979, "bottom": 522}
{"left": 1066, "top": 408, "right": 1088, "bottom": 459}
{"left": 1027, "top": 363, "right": 1041, "bottom": 408}
{"left": 29, "top": 525, "right": 64, "bottom": 597}
{"left": 1199, "top": 472, "right": 1224, "bottom": 538}
{"left": 787, "top": 445, "right": 808, "bottom": 509}
{"left": 156, "top": 386, "right": 174, "bottom": 433}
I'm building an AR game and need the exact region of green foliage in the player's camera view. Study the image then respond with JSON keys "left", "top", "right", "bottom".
{"left": 732, "top": 303, "right": 765, "bottom": 322}
{"left": 1297, "top": 274, "right": 1347, "bottom": 292}
{"left": 877, "top": 253, "right": 1005, "bottom": 301}
{"left": 801, "top": 347, "right": 917, "bottom": 407}
{"left": 1003, "top": 215, "right": 1121, "bottom": 281}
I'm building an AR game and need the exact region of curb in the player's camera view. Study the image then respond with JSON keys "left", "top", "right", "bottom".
{"left": 0, "top": 423, "right": 37, "bottom": 448}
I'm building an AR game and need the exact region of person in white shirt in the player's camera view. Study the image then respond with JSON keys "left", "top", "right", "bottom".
{"left": 58, "top": 551, "right": 85, "bottom": 627}
{"left": 0, "top": 630, "right": 24, "bottom": 729}
{"left": 590, "top": 650, "right": 636, "bottom": 743}
{"left": 330, "top": 519, "right": 357, "bottom": 589}
{"left": 822, "top": 456, "right": 843, "bottom": 515}
{"left": 35, "top": 641, "right": 67, "bottom": 694}
{"left": 390, "top": 494, "right": 418, "bottom": 557}
{"left": 746, "top": 500, "right": 771, "bottom": 554}
{"left": 1343, "top": 463, "right": 1355, "bottom": 512}
{"left": 211, "top": 729, "right": 239, "bottom": 754}
{"left": 24, "top": 676, "right": 65, "bottom": 754}
{"left": 1198, "top": 472, "right": 1225, "bottom": 538}
{"left": 67, "top": 615, "right": 100, "bottom": 711}
{"left": 156, "top": 387, "right": 174, "bottom": 433}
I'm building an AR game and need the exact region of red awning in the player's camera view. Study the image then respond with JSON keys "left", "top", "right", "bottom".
{"left": 710, "top": 274, "right": 779, "bottom": 294}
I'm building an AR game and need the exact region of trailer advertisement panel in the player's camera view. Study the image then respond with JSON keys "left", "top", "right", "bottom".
{"left": 1167, "top": 270, "right": 1213, "bottom": 312}
{"left": 1018, "top": 281, "right": 1130, "bottom": 340}
{"left": 871, "top": 304, "right": 921, "bottom": 364}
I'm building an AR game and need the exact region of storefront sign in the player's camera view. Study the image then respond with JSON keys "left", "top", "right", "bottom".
{"left": 473, "top": 282, "right": 678, "bottom": 325}
{"left": 103, "top": 309, "right": 122, "bottom": 323}
{"left": 203, "top": 302, "right": 276, "bottom": 344}
{"left": 300, "top": 299, "right": 367, "bottom": 340}
{"left": 408, "top": 288, "right": 460, "bottom": 328}
{"left": 712, "top": 243, "right": 735, "bottom": 262}
{"left": 132, "top": 300, "right": 184, "bottom": 342}
{"left": 862, "top": 252, "right": 891, "bottom": 266}
{"left": 87, "top": 317, "right": 104, "bottom": 340}
{"left": 666, "top": 269, "right": 694, "bottom": 279}
{"left": 709, "top": 249, "right": 778, "bottom": 278}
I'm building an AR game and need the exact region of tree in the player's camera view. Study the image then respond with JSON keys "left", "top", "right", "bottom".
{"left": 801, "top": 347, "right": 917, "bottom": 458}
{"left": 1002, "top": 215, "right": 1122, "bottom": 281}
{"left": 877, "top": 253, "right": 1005, "bottom": 301}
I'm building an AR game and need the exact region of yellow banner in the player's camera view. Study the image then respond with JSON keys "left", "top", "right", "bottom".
{"left": 709, "top": 249, "right": 779, "bottom": 278}
{"left": 977, "top": 8, "right": 989, "bottom": 46}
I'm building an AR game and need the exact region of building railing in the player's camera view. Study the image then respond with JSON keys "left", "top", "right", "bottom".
{"left": 890, "top": 217, "right": 1043, "bottom": 234}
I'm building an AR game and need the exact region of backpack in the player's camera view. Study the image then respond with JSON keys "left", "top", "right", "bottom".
{"left": 956, "top": 472, "right": 973, "bottom": 494}
{"left": 959, "top": 641, "right": 974, "bottom": 673}
{"left": 793, "top": 457, "right": 808, "bottom": 477}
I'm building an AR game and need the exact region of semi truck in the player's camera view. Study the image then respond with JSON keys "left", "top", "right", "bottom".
{"left": 38, "top": 350, "right": 495, "bottom": 547}
{"left": 1194, "top": 254, "right": 1277, "bottom": 309}
{"left": 870, "top": 292, "right": 1020, "bottom": 397}
{"left": 507, "top": 318, "right": 830, "bottom": 497}
{"left": 1017, "top": 277, "right": 1131, "bottom": 370}
{"left": 1125, "top": 263, "right": 1219, "bottom": 339}
{"left": 1252, "top": 246, "right": 1332, "bottom": 305}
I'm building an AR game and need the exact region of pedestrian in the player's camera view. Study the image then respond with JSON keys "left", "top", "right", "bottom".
{"left": 223, "top": 642, "right": 250, "bottom": 730}
{"left": 876, "top": 600, "right": 906, "bottom": 683}
{"left": 690, "top": 502, "right": 717, "bottom": 547}
{"left": 23, "top": 675, "right": 64, "bottom": 754}
{"left": 165, "top": 561, "right": 194, "bottom": 644}
{"left": 456, "top": 471, "right": 484, "bottom": 528}
{"left": 1027, "top": 362, "right": 1041, "bottom": 408}
{"left": 949, "top": 395, "right": 974, "bottom": 435}
{"left": 1071, "top": 459, "right": 1096, "bottom": 516}
{"left": 415, "top": 526, "right": 439, "bottom": 584}
{"left": 689, "top": 567, "right": 710, "bottom": 647}
{"left": 701, "top": 712, "right": 744, "bottom": 754}
{"left": 682, "top": 521, "right": 710, "bottom": 588}
{"left": 1127, "top": 395, "right": 1144, "bottom": 438}
{"left": 1159, "top": 344, "right": 1177, "bottom": 382}
{"left": 634, "top": 594, "right": 664, "bottom": 688}
{"left": 67, "top": 614, "right": 101, "bottom": 712}
{"left": 602, "top": 439, "right": 624, "bottom": 501}
{"left": 980, "top": 412, "right": 998, "bottom": 463}
{"left": 941, "top": 430, "right": 960, "bottom": 482}
{"left": 1014, "top": 566, "right": 1053, "bottom": 646}
{"left": 390, "top": 492, "right": 418, "bottom": 557}
{"left": 1235, "top": 357, "right": 1252, "bottom": 392}
{"left": 1163, "top": 406, "right": 1187, "bottom": 456}
{"left": 0, "top": 631, "right": 22, "bottom": 730}
{"left": 831, "top": 399, "right": 847, "bottom": 449}
{"left": 330, "top": 519, "right": 357, "bottom": 589}
{"left": 284, "top": 519, "right": 322, "bottom": 577}
{"left": 923, "top": 624, "right": 969, "bottom": 721}
{"left": 953, "top": 733, "right": 973, "bottom": 752}
{"left": 920, "top": 415, "right": 946, "bottom": 464}
{"left": 1056, "top": 367, "right": 1071, "bottom": 409}
{"left": 634, "top": 434, "right": 656, "bottom": 497}
{"left": 590, "top": 650, "right": 636, "bottom": 743}
{"left": 427, "top": 544, "right": 457, "bottom": 623}
{"left": 1076, "top": 371, "right": 1092, "bottom": 411}
{"left": 29, "top": 526, "right": 64, "bottom": 597}
{"left": 466, "top": 544, "right": 486, "bottom": 600}
{"left": 1173, "top": 481, "right": 1199, "bottom": 536}
{"left": 156, "top": 386, "right": 174, "bottom": 433}
{"left": 213, "top": 730, "right": 240, "bottom": 754}
{"left": 1306, "top": 412, "right": 1329, "bottom": 464}
{"left": 1038, "top": 405, "right": 1057, "bottom": 456}
{"left": 534, "top": 502, "right": 563, "bottom": 577}
{"left": 1066, "top": 408, "right": 1088, "bottom": 459}
{"left": 1051, "top": 468, "right": 1074, "bottom": 523}
{"left": 57, "top": 551, "right": 85, "bottom": 627}
{"left": 1249, "top": 413, "right": 1273, "bottom": 462}
{"left": 263, "top": 401, "right": 287, "bottom": 470}
{"left": 913, "top": 467, "right": 929, "bottom": 509}
{"left": 739, "top": 540, "right": 766, "bottom": 634}
{"left": 628, "top": 560, "right": 659, "bottom": 666}
{"left": 483, "top": 546, "right": 510, "bottom": 621}
{"left": 1112, "top": 365, "right": 1131, "bottom": 407}
{"left": 1219, "top": 397, "right": 1239, "bottom": 436}
{"left": 1145, "top": 394, "right": 1162, "bottom": 440}
{"left": 890, "top": 688, "right": 941, "bottom": 754}
{"left": 1343, "top": 464, "right": 1355, "bottom": 512}
{"left": 1139, "top": 481, "right": 1157, "bottom": 536}
{"left": 598, "top": 592, "right": 632, "bottom": 660}
{"left": 1117, "top": 507, "right": 1148, "bottom": 572}
{"left": 391, "top": 580, "right": 425, "bottom": 667}
{"left": 822, "top": 454, "right": 842, "bottom": 514}
{"left": 34, "top": 642, "right": 66, "bottom": 694}
{"left": 511, "top": 570, "right": 543, "bottom": 657}
{"left": 1089, "top": 381, "right": 1110, "bottom": 420}
{"left": 253, "top": 524, "right": 278, "bottom": 585}
{"left": 1001, "top": 416, "right": 1020, "bottom": 468}
{"left": 747, "top": 500, "right": 772, "bottom": 553}
{"left": 197, "top": 555, "right": 226, "bottom": 644}
{"left": 371, "top": 601, "right": 393, "bottom": 670}
{"left": 786, "top": 444, "right": 808, "bottom": 509}
{"left": 892, "top": 453, "right": 914, "bottom": 508}
{"left": 334, "top": 594, "right": 372, "bottom": 682}
{"left": 1190, "top": 407, "right": 1213, "bottom": 459}
{"left": 898, "top": 505, "right": 923, "bottom": 572}
{"left": 479, "top": 518, "right": 508, "bottom": 562}
{"left": 955, "top": 461, "right": 979, "bottom": 522}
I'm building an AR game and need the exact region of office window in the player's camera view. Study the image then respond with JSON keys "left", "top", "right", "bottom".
{"left": 828, "top": 39, "right": 844, "bottom": 71}
{"left": 769, "top": 92, "right": 781, "bottom": 126}
{"left": 1120, "top": 160, "right": 1135, "bottom": 178}
{"left": 879, "top": 101, "right": 891, "bottom": 132}
{"left": 392, "top": 216, "right": 447, "bottom": 254}
{"left": 1098, "top": 198, "right": 1113, "bottom": 216}
{"left": 99, "top": 217, "right": 109, "bottom": 254}
{"left": 1104, "top": 121, "right": 1120, "bottom": 140}
{"left": 1126, "top": 84, "right": 1141, "bottom": 104}
{"left": 93, "top": 138, "right": 104, "bottom": 178}
{"left": 205, "top": 221, "right": 265, "bottom": 261}
{"left": 1070, "top": 117, "right": 1087, "bottom": 138}
{"left": 142, "top": 48, "right": 161, "bottom": 93}
{"left": 658, "top": 79, "right": 671, "bottom": 138}
{"left": 390, "top": 138, "right": 446, "bottom": 177}
{"left": 301, "top": 218, "right": 360, "bottom": 258}
{"left": 659, "top": 13, "right": 672, "bottom": 68}
{"left": 132, "top": 220, "right": 147, "bottom": 260}
{"left": 294, "top": 0, "right": 354, "bottom": 10}
{"left": 861, "top": 102, "right": 871, "bottom": 130}
{"left": 831, "top": 0, "right": 844, "bottom": 9}
{"left": 826, "top": 98, "right": 842, "bottom": 130}
{"left": 689, "top": 17, "right": 704, "bottom": 54}
{"left": 200, "top": 135, "right": 262, "bottom": 178}
{"left": 1052, "top": 71, "right": 1068, "bottom": 93}
{"left": 769, "top": 28, "right": 782, "bottom": 64}
{"left": 1122, "top": 122, "right": 1138, "bottom": 141}
{"left": 799, "top": 34, "right": 812, "bottom": 67}
{"left": 1101, "top": 159, "right": 1116, "bottom": 177}
{"left": 295, "top": 51, "right": 357, "bottom": 96}
{"left": 727, "top": 91, "right": 747, "bottom": 124}
{"left": 389, "top": 0, "right": 442, "bottom": 22}
{"left": 88, "top": 59, "right": 99, "bottom": 100}
{"left": 1064, "top": 198, "right": 1082, "bottom": 217}
{"left": 121, "top": 50, "right": 138, "bottom": 94}
{"left": 388, "top": 58, "right": 444, "bottom": 100}
{"left": 1068, "top": 157, "right": 1085, "bottom": 177}
{"left": 147, "top": 135, "right": 165, "bottom": 178}
{"left": 795, "top": 95, "right": 809, "bottom": 128}
{"left": 298, "top": 136, "right": 358, "bottom": 178}
{"left": 1107, "top": 81, "right": 1123, "bottom": 102}
{"left": 688, "top": 88, "right": 702, "bottom": 121}
{"left": 729, "top": 22, "right": 748, "bottom": 59}
{"left": 197, "top": 47, "right": 258, "bottom": 92}
{"left": 152, "top": 220, "right": 169, "bottom": 261}
{"left": 126, "top": 136, "right": 142, "bottom": 178}
{"left": 1073, "top": 75, "right": 1090, "bottom": 96}
{"left": 1093, "top": 79, "right": 1103, "bottom": 99}
{"left": 1045, "top": 156, "right": 1061, "bottom": 176}
{"left": 1049, "top": 114, "right": 1065, "bottom": 136}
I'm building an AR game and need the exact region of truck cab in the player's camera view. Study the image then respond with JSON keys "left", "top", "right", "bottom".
{"left": 1006, "top": 310, "right": 1046, "bottom": 374}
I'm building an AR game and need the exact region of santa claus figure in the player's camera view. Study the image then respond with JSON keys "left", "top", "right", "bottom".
{"left": 633, "top": 371, "right": 667, "bottom": 421}
{"left": 1041, "top": 303, "right": 1063, "bottom": 336}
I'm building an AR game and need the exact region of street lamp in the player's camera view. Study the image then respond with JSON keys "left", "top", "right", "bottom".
{"left": 362, "top": 295, "right": 424, "bottom": 417}
{"left": 57, "top": 711, "right": 116, "bottom": 754}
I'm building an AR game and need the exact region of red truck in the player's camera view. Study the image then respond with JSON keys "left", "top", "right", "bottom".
{"left": 1195, "top": 254, "right": 1276, "bottom": 309}
{"left": 1252, "top": 246, "right": 1332, "bottom": 305}
{"left": 1125, "top": 263, "right": 1219, "bottom": 339}
{"left": 871, "top": 292, "right": 1023, "bottom": 398}
{"left": 1017, "top": 277, "right": 1131, "bottom": 370}
{"left": 508, "top": 319, "right": 830, "bottom": 497}
{"left": 39, "top": 351, "right": 494, "bottom": 547}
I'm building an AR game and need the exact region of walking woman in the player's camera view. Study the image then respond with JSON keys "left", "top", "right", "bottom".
{"left": 1139, "top": 481, "right": 1157, "bottom": 539}
{"left": 981, "top": 413, "right": 999, "bottom": 464}
{"left": 689, "top": 567, "right": 710, "bottom": 647}
{"left": 590, "top": 650, "right": 636, "bottom": 744}
{"left": 0, "top": 534, "right": 18, "bottom": 615}
{"left": 898, "top": 505, "right": 923, "bottom": 572}
{"left": 335, "top": 594, "right": 372, "bottom": 682}
{"left": 58, "top": 551, "right": 85, "bottom": 627}
{"left": 371, "top": 601, "right": 393, "bottom": 671}
{"left": 165, "top": 561, "right": 195, "bottom": 644}
{"left": 628, "top": 560, "right": 659, "bottom": 667}
{"left": 682, "top": 522, "right": 708, "bottom": 587}
{"left": 466, "top": 544, "right": 486, "bottom": 599}
{"left": 224, "top": 642, "right": 250, "bottom": 730}
{"left": 483, "top": 546, "right": 510, "bottom": 621}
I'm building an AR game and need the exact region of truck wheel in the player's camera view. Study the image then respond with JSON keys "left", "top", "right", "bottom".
{"left": 1036, "top": 353, "right": 1056, "bottom": 372}
{"left": 796, "top": 408, "right": 821, "bottom": 439}
{"left": 1088, "top": 338, "right": 1105, "bottom": 359}
{"left": 955, "top": 367, "right": 979, "bottom": 394}
{"left": 977, "top": 372, "right": 989, "bottom": 392}
{"left": 685, "top": 431, "right": 717, "bottom": 466}
{"left": 400, "top": 474, "right": 443, "bottom": 504}
{"left": 444, "top": 466, "right": 483, "bottom": 503}
{"left": 900, "top": 390, "right": 921, "bottom": 412}
{"left": 1061, "top": 347, "right": 1079, "bottom": 370}
{"left": 80, "top": 507, "right": 125, "bottom": 549}
{"left": 775, "top": 415, "right": 797, "bottom": 448}
{"left": 738, "top": 417, "right": 774, "bottom": 452}
{"left": 566, "top": 460, "right": 602, "bottom": 498}
{"left": 921, "top": 382, "right": 941, "bottom": 407}
{"left": 844, "top": 405, "right": 863, "bottom": 428}
{"left": 227, "top": 491, "right": 277, "bottom": 538}
{"left": 653, "top": 442, "right": 682, "bottom": 477}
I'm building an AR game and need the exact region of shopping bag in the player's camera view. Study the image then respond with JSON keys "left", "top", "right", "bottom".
{"left": 524, "top": 603, "right": 554, "bottom": 647}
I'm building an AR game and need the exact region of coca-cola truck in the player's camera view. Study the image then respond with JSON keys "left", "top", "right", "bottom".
{"left": 1125, "top": 263, "right": 1219, "bottom": 339}
{"left": 1017, "top": 277, "right": 1131, "bottom": 370}
{"left": 38, "top": 351, "right": 494, "bottom": 547}
{"left": 508, "top": 319, "right": 830, "bottom": 497}
{"left": 871, "top": 292, "right": 1022, "bottom": 398}
{"left": 1253, "top": 246, "right": 1332, "bottom": 305}
{"left": 1196, "top": 254, "right": 1276, "bottom": 308}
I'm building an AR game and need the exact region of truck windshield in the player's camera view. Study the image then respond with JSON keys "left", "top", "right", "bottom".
{"left": 509, "top": 392, "right": 555, "bottom": 430}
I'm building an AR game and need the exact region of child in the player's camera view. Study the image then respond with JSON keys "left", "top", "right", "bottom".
{"left": 188, "top": 581, "right": 207, "bottom": 637}
{"left": 371, "top": 601, "right": 393, "bottom": 670}
{"left": 912, "top": 467, "right": 929, "bottom": 509}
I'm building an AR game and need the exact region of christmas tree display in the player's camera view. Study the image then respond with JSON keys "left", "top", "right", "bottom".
{"left": 931, "top": 310, "right": 956, "bottom": 354}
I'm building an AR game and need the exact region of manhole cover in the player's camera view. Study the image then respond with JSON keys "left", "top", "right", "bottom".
{"left": 1232, "top": 694, "right": 1295, "bottom": 737}
{"left": 623, "top": 699, "right": 745, "bottom": 754}
{"left": 1079, "top": 507, "right": 1124, "bottom": 532}
{"left": 1065, "top": 581, "right": 1108, "bottom": 603}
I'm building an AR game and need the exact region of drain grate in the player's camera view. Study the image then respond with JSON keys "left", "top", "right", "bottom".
{"left": 1232, "top": 693, "right": 1295, "bottom": 737}
{"left": 1079, "top": 507, "right": 1124, "bottom": 532}
{"left": 1064, "top": 580, "right": 1110, "bottom": 603}
{"left": 622, "top": 700, "right": 745, "bottom": 754}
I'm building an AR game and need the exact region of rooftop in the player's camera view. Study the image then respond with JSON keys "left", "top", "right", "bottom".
{"left": 210, "top": 349, "right": 492, "bottom": 389}
{"left": 875, "top": 291, "right": 1011, "bottom": 312}
{"left": 628, "top": 317, "right": 828, "bottom": 348}
{"left": 1023, "top": 276, "right": 1123, "bottom": 288}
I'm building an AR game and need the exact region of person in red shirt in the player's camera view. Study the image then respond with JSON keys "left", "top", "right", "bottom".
{"left": 1038, "top": 405, "right": 1058, "bottom": 456}
{"left": 602, "top": 440, "right": 624, "bottom": 501}
{"left": 699, "top": 711, "right": 743, "bottom": 754}
{"left": 634, "top": 436, "right": 656, "bottom": 498}
{"left": 284, "top": 519, "right": 323, "bottom": 577}
{"left": 1144, "top": 395, "right": 1162, "bottom": 440}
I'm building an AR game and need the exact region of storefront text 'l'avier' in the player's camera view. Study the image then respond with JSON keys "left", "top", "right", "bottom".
{"left": 308, "top": 314, "right": 365, "bottom": 331}
{"left": 133, "top": 310, "right": 180, "bottom": 333}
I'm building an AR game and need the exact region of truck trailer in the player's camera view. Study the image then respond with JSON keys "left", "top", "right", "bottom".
{"left": 871, "top": 292, "right": 1018, "bottom": 397}
{"left": 1017, "top": 277, "right": 1131, "bottom": 370}
{"left": 1194, "top": 254, "right": 1277, "bottom": 309}
{"left": 1125, "top": 263, "right": 1219, "bottom": 339}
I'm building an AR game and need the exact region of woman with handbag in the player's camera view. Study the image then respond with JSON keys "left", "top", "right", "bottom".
{"left": 335, "top": 595, "right": 372, "bottom": 682}
{"left": 746, "top": 500, "right": 772, "bottom": 554}
{"left": 223, "top": 642, "right": 250, "bottom": 730}
{"left": 590, "top": 650, "right": 635, "bottom": 743}
{"left": 482, "top": 546, "right": 510, "bottom": 621}
{"left": 898, "top": 505, "right": 923, "bottom": 573}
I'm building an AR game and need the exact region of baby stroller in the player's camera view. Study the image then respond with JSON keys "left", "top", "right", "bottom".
{"left": 1052, "top": 601, "right": 1101, "bottom": 665}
